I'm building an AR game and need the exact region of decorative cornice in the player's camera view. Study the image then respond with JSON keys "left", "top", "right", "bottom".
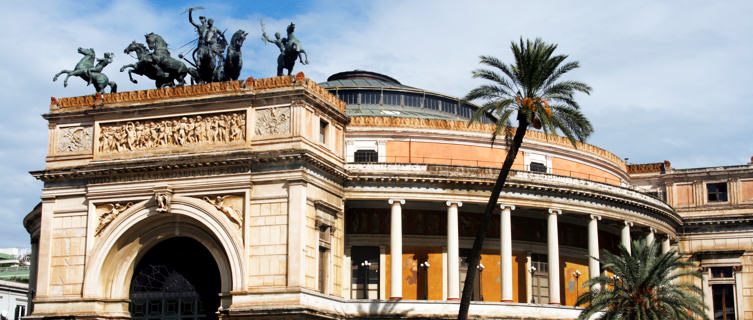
{"left": 31, "top": 149, "right": 348, "bottom": 184}
{"left": 49, "top": 74, "right": 347, "bottom": 114}
{"left": 627, "top": 162, "right": 667, "bottom": 174}
{"left": 54, "top": 80, "right": 243, "bottom": 110}
{"left": 345, "top": 164, "right": 681, "bottom": 227}
{"left": 348, "top": 116, "right": 626, "bottom": 172}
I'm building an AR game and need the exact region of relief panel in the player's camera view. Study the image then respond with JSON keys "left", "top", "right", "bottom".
{"left": 58, "top": 126, "right": 93, "bottom": 153}
{"left": 254, "top": 107, "right": 290, "bottom": 136}
{"left": 98, "top": 111, "right": 245, "bottom": 154}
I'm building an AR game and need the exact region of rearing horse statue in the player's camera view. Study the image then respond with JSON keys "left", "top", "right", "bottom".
{"left": 53, "top": 47, "right": 117, "bottom": 93}
{"left": 120, "top": 33, "right": 188, "bottom": 88}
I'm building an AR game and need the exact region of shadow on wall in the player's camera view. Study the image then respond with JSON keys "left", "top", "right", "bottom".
{"left": 354, "top": 300, "right": 411, "bottom": 318}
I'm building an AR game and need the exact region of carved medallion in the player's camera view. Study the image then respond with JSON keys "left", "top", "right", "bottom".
{"left": 58, "top": 126, "right": 93, "bottom": 153}
{"left": 254, "top": 107, "right": 290, "bottom": 136}
{"left": 98, "top": 111, "right": 245, "bottom": 154}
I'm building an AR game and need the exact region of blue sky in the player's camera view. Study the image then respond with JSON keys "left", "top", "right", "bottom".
{"left": 1, "top": 0, "right": 752, "bottom": 248}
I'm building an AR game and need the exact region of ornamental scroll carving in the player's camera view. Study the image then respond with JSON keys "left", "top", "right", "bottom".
{"left": 95, "top": 202, "right": 133, "bottom": 236}
{"left": 202, "top": 195, "right": 243, "bottom": 226}
{"left": 98, "top": 112, "right": 245, "bottom": 153}
{"left": 255, "top": 107, "right": 290, "bottom": 136}
{"left": 58, "top": 126, "right": 93, "bottom": 153}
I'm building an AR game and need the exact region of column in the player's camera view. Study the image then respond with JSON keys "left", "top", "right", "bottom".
{"left": 446, "top": 201, "right": 462, "bottom": 300}
{"left": 389, "top": 199, "right": 404, "bottom": 300}
{"left": 588, "top": 215, "right": 601, "bottom": 283}
{"left": 646, "top": 227, "right": 655, "bottom": 246}
{"left": 343, "top": 246, "right": 351, "bottom": 298}
{"left": 287, "top": 180, "right": 307, "bottom": 288}
{"left": 621, "top": 221, "right": 632, "bottom": 254}
{"left": 500, "top": 204, "right": 515, "bottom": 302}
{"left": 661, "top": 236, "right": 671, "bottom": 254}
{"left": 547, "top": 209, "right": 562, "bottom": 305}
{"left": 701, "top": 268, "right": 713, "bottom": 320}
{"left": 525, "top": 252, "right": 533, "bottom": 303}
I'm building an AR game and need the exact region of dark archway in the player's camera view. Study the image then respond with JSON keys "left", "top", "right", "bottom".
{"left": 129, "top": 237, "right": 221, "bottom": 320}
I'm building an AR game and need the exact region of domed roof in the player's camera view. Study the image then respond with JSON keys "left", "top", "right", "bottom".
{"left": 320, "top": 70, "right": 497, "bottom": 123}
{"left": 319, "top": 70, "right": 413, "bottom": 89}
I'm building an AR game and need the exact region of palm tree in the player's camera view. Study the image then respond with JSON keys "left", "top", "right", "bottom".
{"left": 576, "top": 239, "right": 708, "bottom": 320}
{"left": 457, "top": 38, "right": 593, "bottom": 320}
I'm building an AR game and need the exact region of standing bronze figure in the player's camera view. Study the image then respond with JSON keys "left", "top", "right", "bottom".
{"left": 262, "top": 22, "right": 309, "bottom": 76}
{"left": 54, "top": 47, "right": 118, "bottom": 94}
{"left": 183, "top": 7, "right": 246, "bottom": 84}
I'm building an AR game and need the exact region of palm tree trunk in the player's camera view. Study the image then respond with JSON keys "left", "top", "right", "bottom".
{"left": 458, "top": 118, "right": 529, "bottom": 320}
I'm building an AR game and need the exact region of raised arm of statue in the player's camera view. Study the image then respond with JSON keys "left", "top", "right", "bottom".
{"left": 189, "top": 8, "right": 199, "bottom": 28}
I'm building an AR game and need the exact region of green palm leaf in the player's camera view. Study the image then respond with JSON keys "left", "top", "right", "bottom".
{"left": 458, "top": 38, "right": 593, "bottom": 320}
{"left": 576, "top": 239, "right": 708, "bottom": 320}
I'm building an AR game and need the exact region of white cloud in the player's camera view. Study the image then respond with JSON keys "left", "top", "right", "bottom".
{"left": 1, "top": 0, "right": 753, "bottom": 246}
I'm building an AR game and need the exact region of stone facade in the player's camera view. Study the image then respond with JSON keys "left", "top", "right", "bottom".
{"left": 22, "top": 74, "right": 750, "bottom": 319}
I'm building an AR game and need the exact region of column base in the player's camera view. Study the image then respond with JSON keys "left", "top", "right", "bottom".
{"left": 501, "top": 299, "right": 513, "bottom": 302}
{"left": 389, "top": 297, "right": 402, "bottom": 300}
{"left": 447, "top": 298, "right": 460, "bottom": 301}
{"left": 548, "top": 302, "right": 561, "bottom": 305}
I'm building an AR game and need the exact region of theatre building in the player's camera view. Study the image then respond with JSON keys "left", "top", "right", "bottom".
{"left": 23, "top": 71, "right": 753, "bottom": 319}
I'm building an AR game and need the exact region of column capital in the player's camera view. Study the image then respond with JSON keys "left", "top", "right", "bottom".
{"left": 589, "top": 215, "right": 601, "bottom": 221}
{"left": 500, "top": 204, "right": 516, "bottom": 211}
{"left": 624, "top": 221, "right": 633, "bottom": 227}
{"left": 648, "top": 227, "right": 656, "bottom": 233}
{"left": 548, "top": 208, "right": 562, "bottom": 215}
{"left": 388, "top": 199, "right": 405, "bottom": 205}
{"left": 446, "top": 201, "right": 463, "bottom": 207}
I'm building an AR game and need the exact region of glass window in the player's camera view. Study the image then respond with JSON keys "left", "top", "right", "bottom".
{"left": 14, "top": 305, "right": 25, "bottom": 320}
{"left": 458, "top": 104, "right": 472, "bottom": 118}
{"left": 531, "top": 253, "right": 549, "bottom": 304}
{"left": 361, "top": 91, "right": 380, "bottom": 105}
{"left": 351, "top": 246, "right": 380, "bottom": 299}
{"left": 354, "top": 150, "right": 378, "bottom": 162}
{"left": 383, "top": 92, "right": 401, "bottom": 106}
{"left": 712, "top": 284, "right": 735, "bottom": 320}
{"left": 707, "top": 183, "right": 728, "bottom": 202}
{"left": 319, "top": 120, "right": 328, "bottom": 144}
{"left": 425, "top": 97, "right": 439, "bottom": 110}
{"left": 711, "top": 267, "right": 734, "bottom": 278}
{"left": 442, "top": 99, "right": 457, "bottom": 113}
{"left": 338, "top": 91, "right": 358, "bottom": 104}
{"left": 404, "top": 94, "right": 422, "bottom": 107}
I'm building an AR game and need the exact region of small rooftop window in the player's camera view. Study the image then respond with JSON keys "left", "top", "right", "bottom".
{"left": 706, "top": 182, "right": 728, "bottom": 202}
{"left": 354, "top": 150, "right": 378, "bottom": 163}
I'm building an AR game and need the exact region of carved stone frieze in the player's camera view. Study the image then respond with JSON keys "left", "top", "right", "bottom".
{"left": 201, "top": 195, "right": 243, "bottom": 226}
{"left": 58, "top": 126, "right": 93, "bottom": 153}
{"left": 98, "top": 112, "right": 245, "bottom": 154}
{"left": 255, "top": 107, "right": 290, "bottom": 136}
{"left": 95, "top": 202, "right": 134, "bottom": 235}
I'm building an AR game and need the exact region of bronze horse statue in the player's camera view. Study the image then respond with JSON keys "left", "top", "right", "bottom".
{"left": 214, "top": 30, "right": 247, "bottom": 82}
{"left": 120, "top": 33, "right": 188, "bottom": 88}
{"left": 53, "top": 47, "right": 117, "bottom": 93}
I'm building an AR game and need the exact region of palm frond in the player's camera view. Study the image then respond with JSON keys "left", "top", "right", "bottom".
{"left": 577, "top": 240, "right": 708, "bottom": 320}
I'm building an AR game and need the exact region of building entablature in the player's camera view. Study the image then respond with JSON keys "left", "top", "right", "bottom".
{"left": 344, "top": 162, "right": 680, "bottom": 234}
{"left": 41, "top": 76, "right": 348, "bottom": 173}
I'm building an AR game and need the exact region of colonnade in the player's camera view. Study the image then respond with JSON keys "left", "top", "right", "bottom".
{"left": 385, "top": 199, "right": 673, "bottom": 303}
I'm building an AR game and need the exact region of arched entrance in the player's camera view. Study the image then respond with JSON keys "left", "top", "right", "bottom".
{"left": 129, "top": 237, "right": 221, "bottom": 320}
